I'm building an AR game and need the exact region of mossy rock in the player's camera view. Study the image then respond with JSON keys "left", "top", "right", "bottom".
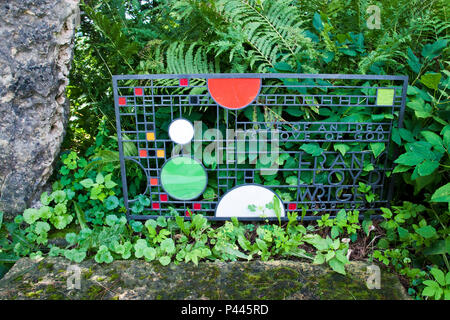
{"left": 0, "top": 257, "right": 409, "bottom": 300}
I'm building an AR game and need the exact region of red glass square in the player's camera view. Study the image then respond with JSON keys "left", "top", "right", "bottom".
{"left": 152, "top": 203, "right": 160, "bottom": 210}
{"left": 139, "top": 150, "right": 147, "bottom": 158}
{"left": 193, "top": 203, "right": 201, "bottom": 210}
{"left": 160, "top": 194, "right": 168, "bottom": 202}
{"left": 150, "top": 178, "right": 158, "bottom": 186}
{"left": 179, "top": 78, "right": 188, "bottom": 86}
{"left": 185, "top": 210, "right": 191, "bottom": 217}
{"left": 288, "top": 203, "right": 297, "bottom": 211}
{"left": 134, "top": 88, "right": 143, "bottom": 96}
{"left": 118, "top": 97, "right": 126, "bottom": 105}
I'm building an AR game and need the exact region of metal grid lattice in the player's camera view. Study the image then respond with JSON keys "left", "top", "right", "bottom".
{"left": 112, "top": 73, "right": 408, "bottom": 221}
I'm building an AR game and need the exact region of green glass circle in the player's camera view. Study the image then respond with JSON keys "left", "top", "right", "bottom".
{"left": 160, "top": 157, "right": 207, "bottom": 200}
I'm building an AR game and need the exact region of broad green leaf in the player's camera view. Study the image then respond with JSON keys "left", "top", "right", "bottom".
{"left": 96, "top": 172, "right": 105, "bottom": 184}
{"left": 430, "top": 183, "right": 450, "bottom": 203}
{"left": 420, "top": 73, "right": 442, "bottom": 90}
{"left": 328, "top": 258, "right": 346, "bottom": 275}
{"left": 399, "top": 128, "right": 415, "bottom": 142}
{"left": 80, "top": 178, "right": 94, "bottom": 188}
{"left": 334, "top": 143, "right": 350, "bottom": 156}
{"left": 416, "top": 225, "right": 437, "bottom": 239}
{"left": 393, "top": 165, "right": 410, "bottom": 173}
{"left": 417, "top": 160, "right": 439, "bottom": 176}
{"left": 406, "top": 47, "right": 421, "bottom": 73}
{"left": 300, "top": 143, "right": 324, "bottom": 156}
{"left": 441, "top": 125, "right": 450, "bottom": 150}
{"left": 370, "top": 142, "right": 385, "bottom": 158}
{"left": 159, "top": 256, "right": 171, "bottom": 266}
{"left": 421, "top": 131, "right": 445, "bottom": 153}
{"left": 394, "top": 152, "right": 425, "bottom": 166}
{"left": 421, "top": 39, "right": 448, "bottom": 60}
{"left": 312, "top": 12, "right": 323, "bottom": 32}
{"left": 424, "top": 238, "right": 450, "bottom": 256}
{"left": 73, "top": 201, "right": 88, "bottom": 229}
{"left": 430, "top": 268, "right": 446, "bottom": 287}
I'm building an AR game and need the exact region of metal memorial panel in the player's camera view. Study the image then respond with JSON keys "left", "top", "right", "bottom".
{"left": 112, "top": 73, "right": 408, "bottom": 221}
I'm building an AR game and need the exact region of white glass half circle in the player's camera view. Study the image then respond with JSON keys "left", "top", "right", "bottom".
{"left": 215, "top": 185, "right": 286, "bottom": 218}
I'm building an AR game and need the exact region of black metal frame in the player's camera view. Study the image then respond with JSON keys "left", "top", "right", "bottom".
{"left": 112, "top": 73, "right": 408, "bottom": 221}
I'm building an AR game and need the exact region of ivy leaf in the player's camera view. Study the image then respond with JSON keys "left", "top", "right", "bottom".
{"left": 143, "top": 247, "right": 156, "bottom": 261}
{"left": 130, "top": 220, "right": 143, "bottom": 233}
{"left": 159, "top": 256, "right": 171, "bottom": 266}
{"left": 52, "top": 190, "right": 66, "bottom": 203}
{"left": 40, "top": 192, "right": 51, "bottom": 206}
{"left": 65, "top": 232, "right": 77, "bottom": 245}
{"left": 35, "top": 221, "right": 50, "bottom": 235}
{"left": 64, "top": 249, "right": 86, "bottom": 263}
{"left": 105, "top": 195, "right": 119, "bottom": 210}
{"left": 105, "top": 214, "right": 119, "bottom": 226}
{"left": 160, "top": 238, "right": 176, "bottom": 254}
{"left": 95, "top": 245, "right": 113, "bottom": 264}
{"left": 50, "top": 214, "right": 73, "bottom": 230}
{"left": 23, "top": 208, "right": 41, "bottom": 224}
{"left": 38, "top": 206, "right": 53, "bottom": 220}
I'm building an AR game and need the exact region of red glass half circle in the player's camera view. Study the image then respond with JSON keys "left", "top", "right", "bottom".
{"left": 207, "top": 78, "right": 261, "bottom": 109}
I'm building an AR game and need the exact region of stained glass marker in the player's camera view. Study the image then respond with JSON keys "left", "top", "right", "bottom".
{"left": 168, "top": 119, "right": 194, "bottom": 145}
{"left": 215, "top": 185, "right": 286, "bottom": 218}
{"left": 207, "top": 78, "right": 261, "bottom": 109}
{"left": 160, "top": 156, "right": 207, "bottom": 200}
{"left": 112, "top": 73, "right": 408, "bottom": 221}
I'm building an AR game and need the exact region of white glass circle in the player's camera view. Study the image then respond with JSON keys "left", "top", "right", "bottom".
{"left": 168, "top": 119, "right": 194, "bottom": 145}
{"left": 216, "top": 185, "right": 286, "bottom": 218}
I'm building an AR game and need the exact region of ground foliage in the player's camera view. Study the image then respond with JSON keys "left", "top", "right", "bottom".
{"left": 1, "top": 0, "right": 449, "bottom": 300}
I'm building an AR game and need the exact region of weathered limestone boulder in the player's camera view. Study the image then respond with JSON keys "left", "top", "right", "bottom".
{"left": 0, "top": 0, "right": 80, "bottom": 218}
{"left": 0, "top": 258, "right": 410, "bottom": 300}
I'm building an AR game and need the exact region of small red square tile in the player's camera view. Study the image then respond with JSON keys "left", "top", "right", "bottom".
{"left": 150, "top": 178, "right": 158, "bottom": 186}
{"left": 139, "top": 150, "right": 147, "bottom": 158}
{"left": 134, "top": 88, "right": 143, "bottom": 96}
{"left": 160, "top": 194, "right": 168, "bottom": 202}
{"left": 152, "top": 203, "right": 160, "bottom": 209}
{"left": 185, "top": 210, "right": 191, "bottom": 217}
{"left": 179, "top": 78, "right": 188, "bottom": 86}
{"left": 118, "top": 97, "right": 126, "bottom": 105}
{"left": 288, "top": 203, "right": 297, "bottom": 211}
{"left": 193, "top": 203, "right": 201, "bottom": 210}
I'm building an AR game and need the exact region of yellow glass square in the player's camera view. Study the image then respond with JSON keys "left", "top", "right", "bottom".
{"left": 376, "top": 89, "right": 395, "bottom": 106}
{"left": 146, "top": 132, "right": 155, "bottom": 141}
{"left": 157, "top": 149, "right": 165, "bottom": 158}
